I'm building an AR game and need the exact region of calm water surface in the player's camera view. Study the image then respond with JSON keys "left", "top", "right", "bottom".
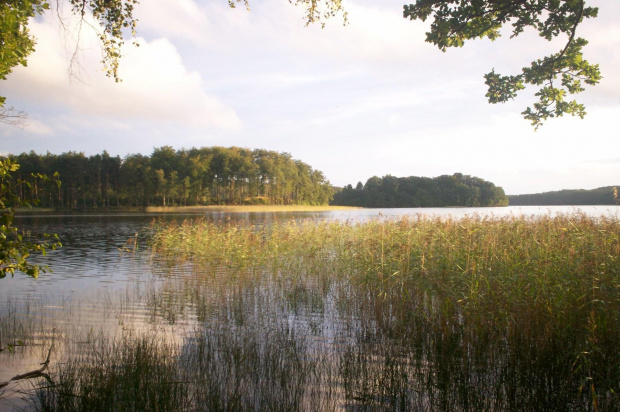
{"left": 1, "top": 205, "right": 617, "bottom": 410}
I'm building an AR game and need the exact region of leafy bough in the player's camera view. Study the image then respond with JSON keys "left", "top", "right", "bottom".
{"left": 0, "top": 158, "right": 61, "bottom": 279}
{"left": 404, "top": 0, "right": 602, "bottom": 128}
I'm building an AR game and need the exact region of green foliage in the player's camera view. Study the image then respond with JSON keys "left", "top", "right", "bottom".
{"left": 0, "top": 0, "right": 49, "bottom": 124}
{"left": 8, "top": 147, "right": 334, "bottom": 208}
{"left": 288, "top": 0, "right": 347, "bottom": 27}
{"left": 67, "top": 0, "right": 139, "bottom": 82}
{"left": 332, "top": 173, "right": 508, "bottom": 207}
{"left": 403, "top": 0, "right": 603, "bottom": 127}
{"left": 0, "top": 158, "right": 61, "bottom": 278}
{"left": 0, "top": 0, "right": 48, "bottom": 82}
{"left": 508, "top": 185, "right": 620, "bottom": 205}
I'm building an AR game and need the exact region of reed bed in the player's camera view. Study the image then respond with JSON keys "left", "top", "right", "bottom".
{"left": 151, "top": 213, "right": 620, "bottom": 328}
{"left": 149, "top": 212, "right": 620, "bottom": 410}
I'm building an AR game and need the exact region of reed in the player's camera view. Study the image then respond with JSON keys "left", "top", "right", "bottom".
{"left": 151, "top": 214, "right": 620, "bottom": 320}
{"left": 37, "top": 332, "right": 189, "bottom": 411}
{"left": 150, "top": 212, "right": 620, "bottom": 410}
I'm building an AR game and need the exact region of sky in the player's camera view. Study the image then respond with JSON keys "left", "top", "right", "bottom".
{"left": 1, "top": 0, "right": 619, "bottom": 195}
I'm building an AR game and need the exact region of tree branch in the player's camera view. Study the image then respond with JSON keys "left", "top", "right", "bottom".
{"left": 0, "top": 107, "right": 28, "bottom": 128}
{"left": 0, "top": 346, "right": 53, "bottom": 389}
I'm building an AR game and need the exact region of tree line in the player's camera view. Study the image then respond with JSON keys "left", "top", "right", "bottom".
{"left": 508, "top": 187, "right": 619, "bottom": 206}
{"left": 331, "top": 173, "right": 508, "bottom": 208}
{"left": 6, "top": 147, "right": 333, "bottom": 208}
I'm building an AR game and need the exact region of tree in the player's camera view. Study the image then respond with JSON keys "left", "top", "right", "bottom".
{"left": 403, "top": 0, "right": 602, "bottom": 128}
{"left": 332, "top": 173, "right": 507, "bottom": 207}
{"left": 0, "top": 158, "right": 61, "bottom": 278}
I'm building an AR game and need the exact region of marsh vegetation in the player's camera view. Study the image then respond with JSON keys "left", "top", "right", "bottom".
{"left": 1, "top": 211, "right": 618, "bottom": 410}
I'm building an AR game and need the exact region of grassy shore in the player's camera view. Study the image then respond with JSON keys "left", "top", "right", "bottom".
{"left": 145, "top": 205, "right": 358, "bottom": 213}
{"left": 13, "top": 204, "right": 358, "bottom": 215}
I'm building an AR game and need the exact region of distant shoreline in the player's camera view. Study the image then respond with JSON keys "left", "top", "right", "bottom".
{"left": 14, "top": 205, "right": 360, "bottom": 215}
{"left": 145, "top": 205, "right": 359, "bottom": 213}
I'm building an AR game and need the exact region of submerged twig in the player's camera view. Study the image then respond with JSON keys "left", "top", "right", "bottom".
{"left": 118, "top": 233, "right": 138, "bottom": 254}
{"left": 0, "top": 346, "right": 53, "bottom": 388}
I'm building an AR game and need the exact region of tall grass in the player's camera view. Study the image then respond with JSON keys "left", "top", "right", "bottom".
{"left": 151, "top": 213, "right": 619, "bottom": 328}
{"left": 37, "top": 332, "right": 189, "bottom": 411}
{"left": 150, "top": 213, "right": 620, "bottom": 410}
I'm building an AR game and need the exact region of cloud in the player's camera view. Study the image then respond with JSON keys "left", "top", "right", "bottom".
{"left": 151, "top": 0, "right": 434, "bottom": 69}
{"left": 286, "top": 1, "right": 430, "bottom": 65}
{"left": 134, "top": 0, "right": 211, "bottom": 45}
{"left": 81, "top": 37, "right": 242, "bottom": 129}
{"left": 23, "top": 118, "right": 54, "bottom": 135}
{"left": 580, "top": 27, "right": 620, "bottom": 102}
{"left": 2, "top": 13, "right": 242, "bottom": 132}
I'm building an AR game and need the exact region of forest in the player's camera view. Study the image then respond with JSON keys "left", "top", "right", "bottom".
{"left": 508, "top": 186, "right": 619, "bottom": 206}
{"left": 5, "top": 147, "right": 334, "bottom": 208}
{"left": 332, "top": 173, "right": 508, "bottom": 207}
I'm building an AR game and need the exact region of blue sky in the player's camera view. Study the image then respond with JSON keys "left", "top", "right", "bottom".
{"left": 1, "top": 0, "right": 619, "bottom": 195}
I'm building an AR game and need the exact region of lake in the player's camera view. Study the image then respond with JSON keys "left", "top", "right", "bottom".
{"left": 1, "top": 205, "right": 618, "bottom": 410}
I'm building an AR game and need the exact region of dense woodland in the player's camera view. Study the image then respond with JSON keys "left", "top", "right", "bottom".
{"left": 6, "top": 147, "right": 333, "bottom": 208}
{"left": 508, "top": 186, "right": 619, "bottom": 206}
{"left": 332, "top": 174, "right": 508, "bottom": 207}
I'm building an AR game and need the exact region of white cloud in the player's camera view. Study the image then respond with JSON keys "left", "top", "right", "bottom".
{"left": 23, "top": 118, "right": 54, "bottom": 135}
{"left": 134, "top": 0, "right": 211, "bottom": 45}
{"left": 2, "top": 13, "right": 242, "bottom": 132}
